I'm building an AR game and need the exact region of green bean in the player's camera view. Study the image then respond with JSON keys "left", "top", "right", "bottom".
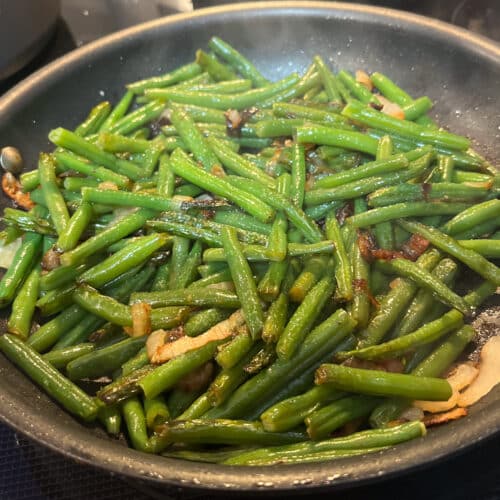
{"left": 153, "top": 211, "right": 267, "bottom": 246}
{"left": 27, "top": 304, "right": 86, "bottom": 352}
{"left": 177, "top": 240, "right": 203, "bottom": 289}
{"left": 128, "top": 62, "right": 202, "bottom": 93}
{"left": 0, "top": 232, "right": 42, "bottom": 308}
{"left": 288, "top": 256, "right": 327, "bottom": 302}
{"left": 169, "top": 106, "right": 221, "bottom": 173}
{"left": 165, "top": 235, "right": 189, "bottom": 291}
{"left": 38, "top": 153, "right": 70, "bottom": 234}
{"left": 338, "top": 70, "right": 380, "bottom": 106}
{"left": 203, "top": 241, "right": 333, "bottom": 262}
{"left": 305, "top": 153, "right": 433, "bottom": 205}
{"left": 213, "top": 210, "right": 271, "bottom": 236}
{"left": 398, "top": 219, "right": 500, "bottom": 286}
{"left": 376, "top": 258, "right": 472, "bottom": 315}
{"left": 62, "top": 176, "right": 99, "bottom": 192}
{"left": 143, "top": 395, "right": 170, "bottom": 430}
{"left": 7, "top": 267, "right": 40, "bottom": 339}
{"left": 258, "top": 70, "right": 321, "bottom": 108}
{"left": 97, "top": 132, "right": 149, "bottom": 154}
{"left": 290, "top": 143, "right": 306, "bottom": 209}
{"left": 402, "top": 96, "right": 433, "bottom": 121}
{"left": 195, "top": 49, "right": 237, "bottom": 81}
{"left": 342, "top": 101, "right": 469, "bottom": 151}
{"left": 117, "top": 343, "right": 148, "bottom": 374}
{"left": 456, "top": 239, "right": 500, "bottom": 258}
{"left": 180, "top": 79, "right": 252, "bottom": 94}
{"left": 205, "top": 309, "right": 355, "bottom": 420}
{"left": 152, "top": 419, "right": 305, "bottom": 453}
{"left": 313, "top": 55, "right": 342, "bottom": 103}
{"left": 48, "top": 128, "right": 143, "bottom": 181}
{"left": 188, "top": 268, "right": 233, "bottom": 289}
{"left": 67, "top": 337, "right": 146, "bottom": 380}
{"left": 99, "top": 90, "right": 134, "bottom": 131}
{"left": 208, "top": 37, "right": 268, "bottom": 87}
{"left": 440, "top": 199, "right": 500, "bottom": 236}
{"left": 169, "top": 148, "right": 275, "bottom": 223}
{"left": 326, "top": 212, "right": 352, "bottom": 301}
{"left": 351, "top": 202, "right": 472, "bottom": 228}
{"left": 370, "top": 324, "right": 477, "bottom": 428}
{"left": 185, "top": 309, "right": 231, "bottom": 338}
{"left": 349, "top": 239, "right": 371, "bottom": 331}
{"left": 165, "top": 387, "right": 203, "bottom": 419}
{"left": 276, "top": 274, "right": 335, "bottom": 359}
{"left": 221, "top": 226, "right": 263, "bottom": 339}
{"left": 146, "top": 73, "right": 299, "bottom": 110}
{"left": 141, "top": 140, "right": 163, "bottom": 177}
{"left": 357, "top": 249, "right": 441, "bottom": 347}
{"left": 176, "top": 393, "right": 212, "bottom": 420}
{"left": 36, "top": 282, "right": 74, "bottom": 316}
{"left": 260, "top": 384, "right": 346, "bottom": 433}
{"left": 305, "top": 395, "right": 381, "bottom": 440}
{"left": 146, "top": 220, "right": 219, "bottom": 246}
{"left": 42, "top": 343, "right": 95, "bottom": 369}
{"left": 206, "top": 135, "right": 275, "bottom": 188}
{"left": 225, "top": 421, "right": 425, "bottom": 465}
{"left": 74, "top": 101, "right": 111, "bottom": 136}
{"left": 99, "top": 404, "right": 122, "bottom": 435}
{"left": 313, "top": 154, "right": 409, "bottom": 190}
{"left": 131, "top": 287, "right": 239, "bottom": 309}
{"left": 339, "top": 308, "right": 464, "bottom": 361}
{"left": 56, "top": 201, "right": 93, "bottom": 252}
{"left": 315, "top": 364, "right": 452, "bottom": 401}
{"left": 0, "top": 334, "right": 98, "bottom": 421}
{"left": 392, "top": 258, "right": 458, "bottom": 338}
{"left": 296, "top": 124, "right": 379, "bottom": 155}
{"left": 451, "top": 219, "right": 500, "bottom": 240}
{"left": 60, "top": 208, "right": 155, "bottom": 267}
{"left": 370, "top": 72, "right": 413, "bottom": 105}
{"left": 367, "top": 182, "right": 488, "bottom": 207}
{"left": 226, "top": 176, "right": 323, "bottom": 243}
{"left": 72, "top": 284, "right": 131, "bottom": 326}
{"left": 209, "top": 342, "right": 261, "bottom": 406}
{"left": 121, "top": 397, "right": 151, "bottom": 452}
{"left": 139, "top": 340, "right": 222, "bottom": 400}
{"left": 272, "top": 102, "right": 347, "bottom": 126}
{"left": 156, "top": 154, "right": 174, "bottom": 197}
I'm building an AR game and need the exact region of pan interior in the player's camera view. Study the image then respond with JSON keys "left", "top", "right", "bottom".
{"left": 0, "top": 2, "right": 499, "bottom": 493}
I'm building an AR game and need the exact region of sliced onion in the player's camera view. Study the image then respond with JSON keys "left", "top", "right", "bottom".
{"left": 399, "top": 406, "right": 424, "bottom": 422}
{"left": 146, "top": 329, "right": 167, "bottom": 360}
{"left": 447, "top": 363, "right": 479, "bottom": 392}
{"left": 131, "top": 302, "right": 152, "bottom": 337}
{"left": 423, "top": 407, "right": 467, "bottom": 426}
{"left": 377, "top": 95, "right": 405, "bottom": 119}
{"left": 0, "top": 237, "right": 21, "bottom": 269}
{"left": 98, "top": 181, "right": 118, "bottom": 191}
{"left": 355, "top": 70, "right": 373, "bottom": 90}
{"left": 414, "top": 392, "right": 459, "bottom": 413}
{"left": 458, "top": 335, "right": 500, "bottom": 407}
{"left": 414, "top": 363, "right": 478, "bottom": 413}
{"left": 150, "top": 309, "right": 245, "bottom": 364}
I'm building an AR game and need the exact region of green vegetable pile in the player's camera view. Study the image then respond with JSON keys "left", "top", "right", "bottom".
{"left": 0, "top": 36, "right": 499, "bottom": 466}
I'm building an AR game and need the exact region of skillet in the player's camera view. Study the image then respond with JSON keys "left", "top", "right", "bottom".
{"left": 0, "top": 2, "right": 499, "bottom": 495}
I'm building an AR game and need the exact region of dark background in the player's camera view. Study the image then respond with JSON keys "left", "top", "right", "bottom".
{"left": 1, "top": 1, "right": 499, "bottom": 499}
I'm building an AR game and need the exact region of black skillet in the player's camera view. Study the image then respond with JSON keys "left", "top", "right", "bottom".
{"left": 0, "top": 2, "right": 499, "bottom": 496}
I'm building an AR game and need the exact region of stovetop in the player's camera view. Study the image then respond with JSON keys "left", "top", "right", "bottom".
{"left": 1, "top": 1, "right": 499, "bottom": 499}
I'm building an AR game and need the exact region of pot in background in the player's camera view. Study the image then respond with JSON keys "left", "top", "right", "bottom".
{"left": 0, "top": 0, "right": 60, "bottom": 79}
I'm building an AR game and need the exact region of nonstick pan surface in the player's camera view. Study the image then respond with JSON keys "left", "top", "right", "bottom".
{"left": 0, "top": 2, "right": 499, "bottom": 495}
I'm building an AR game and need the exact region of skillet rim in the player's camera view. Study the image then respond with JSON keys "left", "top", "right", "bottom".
{"left": 0, "top": 1, "right": 499, "bottom": 494}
